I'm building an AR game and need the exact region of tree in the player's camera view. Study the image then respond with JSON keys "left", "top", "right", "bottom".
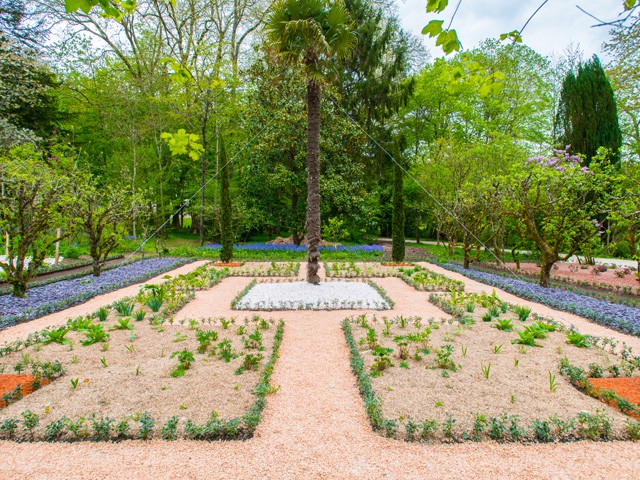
{"left": 605, "top": 20, "right": 640, "bottom": 161}
{"left": 265, "top": 0, "right": 354, "bottom": 284}
{"left": 500, "top": 148, "right": 610, "bottom": 287}
{"left": 74, "top": 177, "right": 135, "bottom": 276}
{"left": 555, "top": 56, "right": 622, "bottom": 165}
{"left": 391, "top": 143, "right": 405, "bottom": 262}
{"left": 0, "top": 143, "right": 73, "bottom": 297}
{"left": 219, "top": 135, "right": 233, "bottom": 263}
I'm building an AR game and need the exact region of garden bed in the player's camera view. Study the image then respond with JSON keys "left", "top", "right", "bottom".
{"left": 343, "top": 289, "right": 640, "bottom": 443}
{"left": 436, "top": 262, "right": 640, "bottom": 337}
{"left": 232, "top": 280, "right": 392, "bottom": 311}
{"left": 0, "top": 265, "right": 283, "bottom": 441}
{"left": 0, "top": 257, "right": 193, "bottom": 330}
{"left": 217, "top": 262, "right": 300, "bottom": 277}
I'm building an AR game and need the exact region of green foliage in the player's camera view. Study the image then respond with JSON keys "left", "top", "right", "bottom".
{"left": 391, "top": 158, "right": 405, "bottom": 262}
{"left": 566, "top": 330, "right": 591, "bottom": 348}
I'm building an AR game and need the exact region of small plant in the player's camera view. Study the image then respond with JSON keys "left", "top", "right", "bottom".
{"left": 513, "top": 305, "right": 531, "bottom": 322}
{"left": 576, "top": 410, "right": 612, "bottom": 440}
{"left": 465, "top": 303, "right": 475, "bottom": 313}
{"left": 493, "top": 319, "right": 513, "bottom": 332}
{"left": 548, "top": 371, "right": 557, "bottom": 392}
{"left": 220, "top": 318, "right": 232, "bottom": 329}
{"left": 146, "top": 296, "right": 164, "bottom": 313}
{"left": 161, "top": 416, "right": 179, "bottom": 441}
{"left": 138, "top": 412, "right": 155, "bottom": 440}
{"left": 393, "top": 335, "right": 410, "bottom": 360}
{"left": 487, "top": 305, "right": 500, "bottom": 318}
{"left": 21, "top": 410, "right": 39, "bottom": 438}
{"left": 195, "top": 329, "right": 219, "bottom": 354}
{"left": 588, "top": 363, "right": 603, "bottom": 378}
{"left": 514, "top": 358, "right": 519, "bottom": 367}
{"left": 173, "top": 332, "right": 188, "bottom": 343}
{"left": 481, "top": 312, "right": 493, "bottom": 322}
{"left": 434, "top": 344, "right": 456, "bottom": 371}
{"left": 100, "top": 356, "right": 108, "bottom": 368}
{"left": 512, "top": 329, "right": 539, "bottom": 347}
{"left": 70, "top": 378, "right": 79, "bottom": 389}
{"left": 625, "top": 420, "right": 640, "bottom": 441}
{"left": 492, "top": 344, "right": 503, "bottom": 354}
{"left": 235, "top": 353, "right": 264, "bottom": 375}
{"left": 95, "top": 307, "right": 109, "bottom": 322}
{"left": 81, "top": 324, "right": 109, "bottom": 346}
{"left": 113, "top": 299, "right": 135, "bottom": 317}
{"left": 366, "top": 328, "right": 379, "bottom": 350}
{"left": 461, "top": 345, "right": 468, "bottom": 357}
{"left": 481, "top": 363, "right": 491, "bottom": 380}
{"left": 371, "top": 347, "right": 394, "bottom": 375}
{"left": 170, "top": 349, "right": 195, "bottom": 377}
{"left": 216, "top": 340, "right": 236, "bottom": 362}
{"left": 442, "top": 415, "right": 457, "bottom": 440}
{"left": 42, "top": 327, "right": 70, "bottom": 345}
{"left": 566, "top": 330, "right": 590, "bottom": 348}
{"left": 111, "top": 317, "right": 134, "bottom": 331}
{"left": 133, "top": 309, "right": 146, "bottom": 322}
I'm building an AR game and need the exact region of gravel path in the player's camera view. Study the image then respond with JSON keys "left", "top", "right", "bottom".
{"left": 2, "top": 263, "right": 640, "bottom": 479}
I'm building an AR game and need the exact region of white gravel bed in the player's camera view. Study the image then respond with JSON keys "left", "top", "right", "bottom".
{"left": 233, "top": 280, "right": 391, "bottom": 310}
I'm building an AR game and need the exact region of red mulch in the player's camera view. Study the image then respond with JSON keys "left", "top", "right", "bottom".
{"left": 588, "top": 377, "right": 640, "bottom": 420}
{"left": 381, "top": 262, "right": 413, "bottom": 267}
{"left": 212, "top": 262, "right": 244, "bottom": 267}
{"left": 0, "top": 375, "right": 50, "bottom": 408}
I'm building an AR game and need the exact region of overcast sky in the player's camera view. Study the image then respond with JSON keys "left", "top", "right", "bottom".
{"left": 396, "top": 0, "right": 626, "bottom": 62}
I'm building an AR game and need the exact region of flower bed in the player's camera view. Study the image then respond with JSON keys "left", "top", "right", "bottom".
{"left": 437, "top": 262, "right": 640, "bottom": 337}
{"left": 0, "top": 265, "right": 284, "bottom": 442}
{"left": 231, "top": 280, "right": 393, "bottom": 311}
{"left": 0, "top": 257, "right": 192, "bottom": 330}
{"left": 173, "top": 242, "right": 384, "bottom": 261}
{"left": 343, "top": 289, "right": 640, "bottom": 443}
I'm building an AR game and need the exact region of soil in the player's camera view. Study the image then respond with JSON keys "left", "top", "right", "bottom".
{"left": 2, "top": 262, "right": 640, "bottom": 478}
{"left": 589, "top": 378, "right": 640, "bottom": 419}
{"left": 350, "top": 295, "right": 634, "bottom": 437}
{"left": 0, "top": 375, "right": 50, "bottom": 408}
{"left": 504, "top": 262, "right": 639, "bottom": 291}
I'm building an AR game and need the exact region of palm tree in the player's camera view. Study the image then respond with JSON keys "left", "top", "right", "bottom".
{"left": 265, "top": 0, "right": 354, "bottom": 284}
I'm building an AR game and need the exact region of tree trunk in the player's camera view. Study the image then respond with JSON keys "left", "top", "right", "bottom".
{"left": 305, "top": 79, "right": 321, "bottom": 284}
{"left": 391, "top": 158, "right": 405, "bottom": 262}
{"left": 93, "top": 259, "right": 102, "bottom": 277}
{"left": 219, "top": 136, "right": 234, "bottom": 263}
{"left": 539, "top": 258, "right": 554, "bottom": 288}
{"left": 462, "top": 232, "right": 471, "bottom": 269}
{"left": 11, "top": 280, "right": 27, "bottom": 298}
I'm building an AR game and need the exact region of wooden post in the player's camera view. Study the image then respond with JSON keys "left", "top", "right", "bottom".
{"left": 55, "top": 228, "right": 61, "bottom": 266}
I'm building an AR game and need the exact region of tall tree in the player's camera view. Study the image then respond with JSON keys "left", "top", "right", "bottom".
{"left": 555, "top": 55, "right": 622, "bottom": 165}
{"left": 266, "top": 0, "right": 354, "bottom": 284}
{"left": 219, "top": 134, "right": 233, "bottom": 263}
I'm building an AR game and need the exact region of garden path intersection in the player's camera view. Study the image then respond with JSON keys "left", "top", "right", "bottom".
{"left": 1, "top": 262, "right": 640, "bottom": 479}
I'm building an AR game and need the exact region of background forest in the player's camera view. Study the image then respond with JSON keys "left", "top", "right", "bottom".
{"left": 1, "top": 0, "right": 639, "bottom": 290}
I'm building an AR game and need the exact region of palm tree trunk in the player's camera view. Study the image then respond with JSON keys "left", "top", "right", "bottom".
{"left": 306, "top": 79, "right": 321, "bottom": 284}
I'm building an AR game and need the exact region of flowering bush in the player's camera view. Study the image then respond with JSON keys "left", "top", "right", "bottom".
{"left": 440, "top": 262, "right": 640, "bottom": 336}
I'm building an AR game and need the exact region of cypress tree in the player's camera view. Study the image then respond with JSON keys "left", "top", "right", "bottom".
{"left": 555, "top": 55, "right": 622, "bottom": 165}
{"left": 219, "top": 135, "right": 234, "bottom": 263}
{"left": 391, "top": 146, "right": 405, "bottom": 262}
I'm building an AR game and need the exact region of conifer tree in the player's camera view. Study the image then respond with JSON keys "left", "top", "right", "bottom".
{"left": 555, "top": 55, "right": 622, "bottom": 165}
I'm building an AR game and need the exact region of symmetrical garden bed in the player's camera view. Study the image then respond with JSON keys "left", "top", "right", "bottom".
{"left": 0, "top": 265, "right": 284, "bottom": 441}
{"left": 344, "top": 289, "right": 640, "bottom": 442}
{"left": 232, "top": 279, "right": 393, "bottom": 311}
{"left": 324, "top": 262, "right": 464, "bottom": 292}
{"left": 216, "top": 261, "right": 300, "bottom": 277}
{"left": 0, "top": 257, "right": 193, "bottom": 330}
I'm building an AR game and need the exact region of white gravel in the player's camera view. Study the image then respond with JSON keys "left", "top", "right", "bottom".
{"left": 234, "top": 280, "right": 391, "bottom": 310}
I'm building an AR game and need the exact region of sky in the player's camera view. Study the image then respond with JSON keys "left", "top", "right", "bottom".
{"left": 396, "top": 0, "right": 626, "bottom": 62}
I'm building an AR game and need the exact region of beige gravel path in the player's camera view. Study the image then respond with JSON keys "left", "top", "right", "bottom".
{"left": 2, "top": 266, "right": 640, "bottom": 479}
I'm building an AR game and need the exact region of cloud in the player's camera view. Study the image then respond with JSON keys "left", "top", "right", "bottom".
{"left": 397, "top": 0, "right": 624, "bottom": 61}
